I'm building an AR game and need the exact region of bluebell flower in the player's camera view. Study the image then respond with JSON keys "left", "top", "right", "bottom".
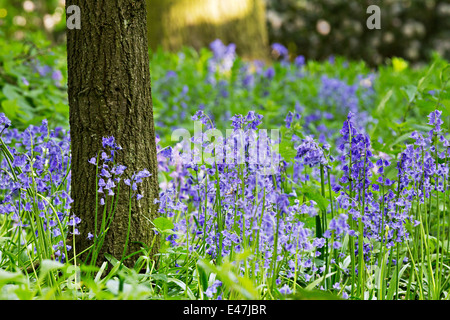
{"left": 272, "top": 43, "right": 289, "bottom": 61}
{"left": 265, "top": 67, "right": 275, "bottom": 80}
{"left": 295, "top": 55, "right": 305, "bottom": 67}
{"left": 0, "top": 113, "right": 11, "bottom": 130}
{"left": 279, "top": 284, "right": 292, "bottom": 295}
{"left": 205, "top": 280, "right": 222, "bottom": 298}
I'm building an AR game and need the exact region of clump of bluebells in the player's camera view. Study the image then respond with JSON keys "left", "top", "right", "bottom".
{"left": 158, "top": 110, "right": 323, "bottom": 295}
{"left": 1, "top": 102, "right": 450, "bottom": 300}
{"left": 0, "top": 115, "right": 154, "bottom": 269}
{"left": 319, "top": 75, "right": 377, "bottom": 133}
{"left": 88, "top": 136, "right": 151, "bottom": 203}
{"left": 0, "top": 113, "right": 73, "bottom": 263}
{"left": 151, "top": 38, "right": 377, "bottom": 143}
{"left": 208, "top": 39, "right": 237, "bottom": 78}
{"left": 156, "top": 105, "right": 450, "bottom": 300}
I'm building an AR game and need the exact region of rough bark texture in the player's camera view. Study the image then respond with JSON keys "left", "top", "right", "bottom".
{"left": 66, "top": 0, "right": 159, "bottom": 268}
{"left": 147, "top": 0, "right": 269, "bottom": 60}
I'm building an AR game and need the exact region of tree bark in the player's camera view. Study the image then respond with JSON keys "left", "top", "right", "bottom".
{"left": 147, "top": 0, "right": 269, "bottom": 60}
{"left": 66, "top": 0, "right": 159, "bottom": 268}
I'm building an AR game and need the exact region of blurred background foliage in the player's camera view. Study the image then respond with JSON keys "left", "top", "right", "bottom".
{"left": 0, "top": 0, "right": 68, "bottom": 129}
{"left": 1, "top": 0, "right": 449, "bottom": 65}
{"left": 0, "top": 0, "right": 66, "bottom": 41}
{"left": 265, "top": 0, "right": 450, "bottom": 66}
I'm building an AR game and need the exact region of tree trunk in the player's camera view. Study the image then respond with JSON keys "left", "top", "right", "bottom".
{"left": 147, "top": 0, "right": 269, "bottom": 60}
{"left": 66, "top": 0, "right": 159, "bottom": 268}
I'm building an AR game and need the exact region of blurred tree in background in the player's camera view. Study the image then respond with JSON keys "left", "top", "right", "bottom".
{"left": 146, "top": 0, "right": 269, "bottom": 60}
{"left": 265, "top": 0, "right": 450, "bottom": 66}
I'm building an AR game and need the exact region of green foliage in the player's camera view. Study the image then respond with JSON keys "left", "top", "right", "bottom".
{"left": 0, "top": 0, "right": 66, "bottom": 39}
{"left": 152, "top": 217, "right": 175, "bottom": 233}
{"left": 0, "top": 35, "right": 68, "bottom": 130}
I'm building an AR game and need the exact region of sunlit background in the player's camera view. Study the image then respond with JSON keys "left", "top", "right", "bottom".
{"left": 0, "top": 0, "right": 449, "bottom": 65}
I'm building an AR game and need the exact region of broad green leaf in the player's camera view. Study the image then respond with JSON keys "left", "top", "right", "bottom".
{"left": 150, "top": 273, "right": 169, "bottom": 283}
{"left": 401, "top": 85, "right": 418, "bottom": 104}
{"left": 197, "top": 263, "right": 209, "bottom": 292}
{"left": 439, "top": 64, "right": 450, "bottom": 86}
{"left": 305, "top": 271, "right": 336, "bottom": 291}
{"left": 386, "top": 260, "right": 408, "bottom": 300}
{"left": 0, "top": 269, "right": 26, "bottom": 284}
{"left": 387, "top": 132, "right": 413, "bottom": 150}
{"left": 104, "top": 253, "right": 120, "bottom": 267}
{"left": 1, "top": 99, "right": 19, "bottom": 120}
{"left": 279, "top": 139, "right": 297, "bottom": 162}
{"left": 299, "top": 184, "right": 329, "bottom": 212}
{"left": 152, "top": 217, "right": 175, "bottom": 231}
{"left": 39, "top": 259, "right": 64, "bottom": 279}
{"left": 2, "top": 84, "right": 21, "bottom": 101}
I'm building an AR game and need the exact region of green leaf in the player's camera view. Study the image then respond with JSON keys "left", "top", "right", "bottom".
{"left": 299, "top": 184, "right": 329, "bottom": 212}
{"left": 417, "top": 61, "right": 437, "bottom": 91}
{"left": 387, "top": 132, "right": 413, "bottom": 150}
{"left": 305, "top": 271, "right": 336, "bottom": 291}
{"left": 386, "top": 260, "right": 408, "bottom": 300}
{"left": 401, "top": 85, "right": 418, "bottom": 104}
{"left": 439, "top": 64, "right": 450, "bottom": 86}
{"left": 150, "top": 273, "right": 169, "bottom": 283}
{"left": 1, "top": 99, "right": 19, "bottom": 120}
{"left": 415, "top": 98, "right": 437, "bottom": 113}
{"left": 197, "top": 263, "right": 209, "bottom": 292}
{"left": 0, "top": 269, "right": 26, "bottom": 284}
{"left": 411, "top": 123, "right": 433, "bottom": 132}
{"left": 279, "top": 139, "right": 297, "bottom": 162}
{"left": 2, "top": 84, "right": 21, "bottom": 101}
{"left": 167, "top": 277, "right": 196, "bottom": 299}
{"left": 384, "top": 162, "right": 399, "bottom": 181}
{"left": 39, "top": 259, "right": 64, "bottom": 279}
{"left": 104, "top": 253, "right": 120, "bottom": 267}
{"left": 94, "top": 262, "right": 109, "bottom": 283}
{"left": 376, "top": 89, "right": 393, "bottom": 115}
{"left": 152, "top": 217, "right": 175, "bottom": 232}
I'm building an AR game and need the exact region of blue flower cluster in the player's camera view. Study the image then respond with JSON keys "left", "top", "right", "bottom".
{"left": 155, "top": 106, "right": 450, "bottom": 297}
{"left": 1, "top": 101, "right": 448, "bottom": 298}
{"left": 0, "top": 114, "right": 73, "bottom": 261}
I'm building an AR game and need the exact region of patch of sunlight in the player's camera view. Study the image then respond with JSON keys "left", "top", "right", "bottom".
{"left": 170, "top": 0, "right": 253, "bottom": 27}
